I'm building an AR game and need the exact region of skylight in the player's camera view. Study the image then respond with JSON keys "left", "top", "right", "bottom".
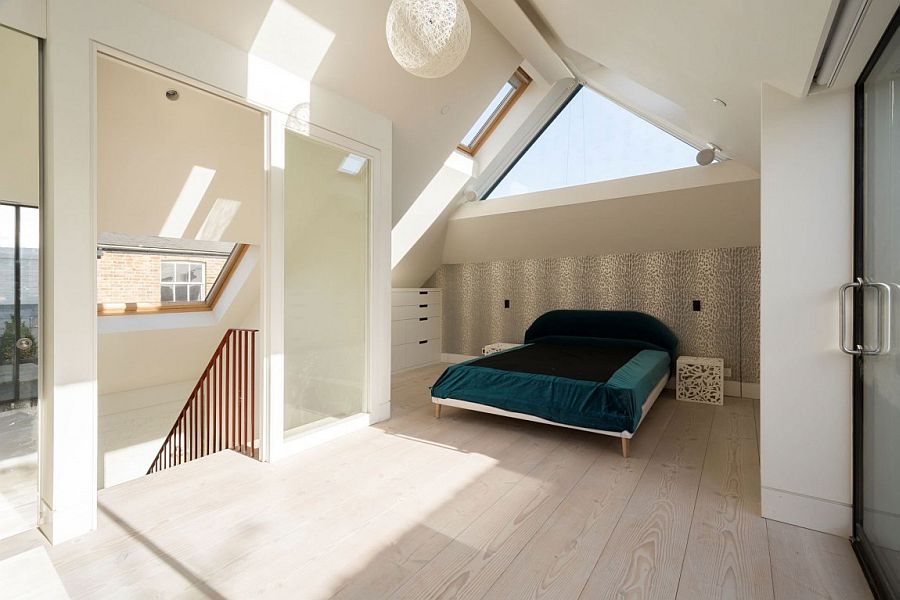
{"left": 486, "top": 86, "right": 699, "bottom": 199}
{"left": 458, "top": 68, "right": 531, "bottom": 156}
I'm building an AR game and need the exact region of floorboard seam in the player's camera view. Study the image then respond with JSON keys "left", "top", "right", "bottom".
{"left": 380, "top": 433, "right": 568, "bottom": 599}
{"left": 765, "top": 519, "right": 778, "bottom": 600}
{"left": 574, "top": 399, "right": 680, "bottom": 600}
{"left": 478, "top": 451, "right": 604, "bottom": 600}
{"left": 673, "top": 404, "right": 715, "bottom": 599}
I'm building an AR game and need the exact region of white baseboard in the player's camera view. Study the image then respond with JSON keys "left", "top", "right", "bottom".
{"left": 369, "top": 402, "right": 391, "bottom": 424}
{"left": 741, "top": 382, "right": 760, "bottom": 399}
{"left": 762, "top": 486, "right": 852, "bottom": 537}
{"left": 724, "top": 380, "right": 741, "bottom": 397}
{"left": 441, "top": 353, "right": 477, "bottom": 364}
{"left": 274, "top": 413, "right": 372, "bottom": 461}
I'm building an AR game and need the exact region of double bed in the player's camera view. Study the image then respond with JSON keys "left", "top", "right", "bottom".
{"left": 430, "top": 310, "right": 677, "bottom": 457}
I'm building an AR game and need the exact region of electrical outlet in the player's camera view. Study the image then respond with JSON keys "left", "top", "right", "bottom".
{"left": 504, "top": 299, "right": 510, "bottom": 308}
{"left": 692, "top": 300, "right": 701, "bottom": 311}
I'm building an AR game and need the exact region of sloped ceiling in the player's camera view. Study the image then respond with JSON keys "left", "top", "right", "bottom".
{"left": 137, "top": 0, "right": 522, "bottom": 224}
{"left": 518, "top": 0, "right": 839, "bottom": 169}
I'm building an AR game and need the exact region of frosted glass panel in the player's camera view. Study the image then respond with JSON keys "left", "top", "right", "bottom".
{"left": 283, "top": 131, "right": 368, "bottom": 436}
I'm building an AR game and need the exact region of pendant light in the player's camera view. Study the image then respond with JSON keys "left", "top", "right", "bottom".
{"left": 386, "top": 0, "right": 471, "bottom": 79}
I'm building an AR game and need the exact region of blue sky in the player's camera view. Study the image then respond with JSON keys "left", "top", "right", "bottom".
{"left": 487, "top": 87, "right": 698, "bottom": 199}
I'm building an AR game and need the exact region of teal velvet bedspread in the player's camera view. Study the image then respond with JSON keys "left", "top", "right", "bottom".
{"left": 431, "top": 339, "right": 670, "bottom": 434}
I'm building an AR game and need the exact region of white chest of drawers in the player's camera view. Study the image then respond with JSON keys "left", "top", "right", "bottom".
{"left": 392, "top": 288, "right": 442, "bottom": 372}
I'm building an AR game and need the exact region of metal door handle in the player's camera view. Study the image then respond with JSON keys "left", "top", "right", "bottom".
{"left": 840, "top": 280, "right": 862, "bottom": 355}
{"left": 871, "top": 281, "right": 892, "bottom": 354}
{"left": 840, "top": 278, "right": 893, "bottom": 356}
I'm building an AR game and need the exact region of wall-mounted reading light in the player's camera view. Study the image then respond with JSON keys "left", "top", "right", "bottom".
{"left": 696, "top": 144, "right": 721, "bottom": 166}
{"left": 165, "top": 89, "right": 180, "bottom": 101}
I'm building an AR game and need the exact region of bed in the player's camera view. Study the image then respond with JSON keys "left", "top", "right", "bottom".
{"left": 430, "top": 310, "right": 678, "bottom": 457}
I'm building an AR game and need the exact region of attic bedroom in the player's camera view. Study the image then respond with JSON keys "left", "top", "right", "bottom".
{"left": 0, "top": 0, "right": 897, "bottom": 598}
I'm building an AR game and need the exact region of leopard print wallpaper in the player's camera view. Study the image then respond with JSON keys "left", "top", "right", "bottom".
{"left": 425, "top": 246, "right": 761, "bottom": 384}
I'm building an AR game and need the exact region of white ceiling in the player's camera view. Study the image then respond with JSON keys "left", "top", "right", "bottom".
{"left": 137, "top": 0, "right": 522, "bottom": 224}
{"left": 510, "top": 0, "right": 840, "bottom": 169}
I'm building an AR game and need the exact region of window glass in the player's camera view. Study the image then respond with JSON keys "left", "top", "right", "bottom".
{"left": 458, "top": 68, "right": 531, "bottom": 155}
{"left": 97, "top": 233, "right": 236, "bottom": 309}
{"left": 487, "top": 86, "right": 699, "bottom": 199}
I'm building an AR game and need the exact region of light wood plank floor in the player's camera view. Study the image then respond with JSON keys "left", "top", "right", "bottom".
{"left": 0, "top": 364, "right": 874, "bottom": 599}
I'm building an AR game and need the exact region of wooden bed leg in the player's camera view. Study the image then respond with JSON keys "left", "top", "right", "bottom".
{"left": 621, "top": 438, "right": 630, "bottom": 458}
{"left": 434, "top": 403, "right": 442, "bottom": 419}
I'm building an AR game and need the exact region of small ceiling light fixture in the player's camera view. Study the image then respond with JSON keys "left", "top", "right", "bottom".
{"left": 712, "top": 97, "right": 727, "bottom": 107}
{"left": 165, "top": 89, "right": 180, "bottom": 101}
{"left": 386, "top": 0, "right": 471, "bottom": 79}
{"left": 696, "top": 144, "right": 721, "bottom": 166}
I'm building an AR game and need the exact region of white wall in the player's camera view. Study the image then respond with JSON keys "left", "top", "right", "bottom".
{"left": 759, "top": 83, "right": 853, "bottom": 536}
{"left": 97, "top": 54, "right": 265, "bottom": 244}
{"left": 31, "top": 0, "right": 392, "bottom": 544}
{"left": 0, "top": 0, "right": 45, "bottom": 38}
{"left": 138, "top": 0, "right": 522, "bottom": 226}
{"left": 0, "top": 24, "right": 39, "bottom": 207}
{"left": 442, "top": 164, "right": 760, "bottom": 265}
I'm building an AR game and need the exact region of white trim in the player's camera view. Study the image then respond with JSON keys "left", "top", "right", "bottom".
{"left": 278, "top": 413, "right": 373, "bottom": 457}
{"left": 762, "top": 486, "right": 852, "bottom": 537}
{"left": 723, "top": 380, "right": 742, "bottom": 398}
{"left": 433, "top": 374, "right": 668, "bottom": 441}
{"left": 741, "top": 382, "right": 761, "bottom": 399}
{"left": 457, "top": 160, "right": 759, "bottom": 221}
{"left": 441, "top": 353, "right": 477, "bottom": 364}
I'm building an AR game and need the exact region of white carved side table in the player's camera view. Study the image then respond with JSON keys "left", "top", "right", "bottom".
{"left": 676, "top": 356, "right": 724, "bottom": 405}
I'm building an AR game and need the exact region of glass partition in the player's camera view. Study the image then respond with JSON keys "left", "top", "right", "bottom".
{"left": 283, "top": 130, "right": 369, "bottom": 436}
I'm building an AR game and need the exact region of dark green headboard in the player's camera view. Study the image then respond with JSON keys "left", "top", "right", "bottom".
{"left": 524, "top": 310, "right": 678, "bottom": 362}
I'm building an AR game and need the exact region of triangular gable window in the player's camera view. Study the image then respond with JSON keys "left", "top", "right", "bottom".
{"left": 486, "top": 86, "right": 699, "bottom": 199}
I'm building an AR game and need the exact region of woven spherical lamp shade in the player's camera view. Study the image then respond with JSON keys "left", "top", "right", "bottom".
{"left": 386, "top": 0, "right": 471, "bottom": 79}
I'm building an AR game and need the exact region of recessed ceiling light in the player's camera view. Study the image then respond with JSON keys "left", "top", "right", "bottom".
{"left": 165, "top": 89, "right": 180, "bottom": 101}
{"left": 712, "top": 97, "right": 727, "bottom": 107}
{"left": 338, "top": 154, "right": 367, "bottom": 175}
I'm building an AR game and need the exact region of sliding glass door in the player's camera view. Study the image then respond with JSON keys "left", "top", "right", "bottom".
{"left": 851, "top": 9, "right": 900, "bottom": 597}
{"left": 0, "top": 23, "right": 40, "bottom": 540}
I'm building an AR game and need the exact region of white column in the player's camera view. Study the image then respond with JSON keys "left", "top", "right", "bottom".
{"left": 39, "top": 0, "right": 98, "bottom": 543}
{"left": 759, "top": 83, "right": 853, "bottom": 536}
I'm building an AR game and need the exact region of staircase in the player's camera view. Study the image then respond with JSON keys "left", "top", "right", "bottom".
{"left": 148, "top": 328, "right": 258, "bottom": 474}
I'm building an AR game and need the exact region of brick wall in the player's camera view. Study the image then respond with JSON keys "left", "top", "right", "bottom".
{"left": 97, "top": 251, "right": 227, "bottom": 304}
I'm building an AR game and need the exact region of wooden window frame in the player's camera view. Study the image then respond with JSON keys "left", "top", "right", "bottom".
{"left": 97, "top": 243, "right": 249, "bottom": 316}
{"left": 457, "top": 67, "right": 532, "bottom": 157}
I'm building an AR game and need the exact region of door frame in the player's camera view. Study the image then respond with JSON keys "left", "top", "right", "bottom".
{"left": 851, "top": 5, "right": 900, "bottom": 598}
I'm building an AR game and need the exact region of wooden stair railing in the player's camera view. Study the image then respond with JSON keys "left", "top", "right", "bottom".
{"left": 148, "top": 328, "right": 258, "bottom": 474}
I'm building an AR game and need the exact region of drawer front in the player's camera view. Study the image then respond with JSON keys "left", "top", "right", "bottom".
{"left": 405, "top": 338, "right": 440, "bottom": 368}
{"left": 392, "top": 303, "right": 441, "bottom": 321}
{"left": 392, "top": 290, "right": 442, "bottom": 307}
{"left": 395, "top": 316, "right": 441, "bottom": 345}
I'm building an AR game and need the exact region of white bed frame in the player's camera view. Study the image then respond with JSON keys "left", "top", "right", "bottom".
{"left": 432, "top": 373, "right": 669, "bottom": 458}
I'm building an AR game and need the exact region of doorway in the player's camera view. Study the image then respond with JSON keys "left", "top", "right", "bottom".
{"left": 850, "top": 6, "right": 900, "bottom": 598}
